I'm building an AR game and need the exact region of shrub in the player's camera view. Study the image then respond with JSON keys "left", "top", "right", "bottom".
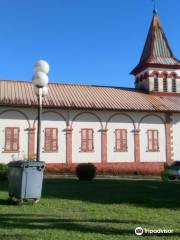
{"left": 45, "top": 164, "right": 76, "bottom": 175}
{"left": 0, "top": 163, "right": 9, "bottom": 180}
{"left": 76, "top": 163, "right": 96, "bottom": 181}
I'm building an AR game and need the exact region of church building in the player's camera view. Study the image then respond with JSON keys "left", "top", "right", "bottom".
{"left": 0, "top": 11, "right": 180, "bottom": 174}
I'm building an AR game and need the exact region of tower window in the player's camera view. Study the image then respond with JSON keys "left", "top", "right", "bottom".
{"left": 162, "top": 74, "right": 168, "bottom": 92}
{"left": 154, "top": 74, "right": 159, "bottom": 91}
{"left": 172, "top": 77, "right": 176, "bottom": 93}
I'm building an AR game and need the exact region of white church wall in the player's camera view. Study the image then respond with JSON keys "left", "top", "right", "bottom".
{"left": 0, "top": 109, "right": 29, "bottom": 163}
{"left": 172, "top": 113, "right": 180, "bottom": 161}
{"left": 0, "top": 107, "right": 171, "bottom": 164}
{"left": 139, "top": 114, "right": 166, "bottom": 162}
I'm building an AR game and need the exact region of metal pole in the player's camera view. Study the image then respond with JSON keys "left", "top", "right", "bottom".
{"left": 36, "top": 88, "right": 42, "bottom": 162}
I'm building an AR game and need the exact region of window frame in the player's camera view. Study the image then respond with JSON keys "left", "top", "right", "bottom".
{"left": 147, "top": 129, "right": 159, "bottom": 152}
{"left": 114, "top": 129, "right": 128, "bottom": 152}
{"left": 44, "top": 128, "right": 58, "bottom": 152}
{"left": 4, "top": 127, "right": 20, "bottom": 152}
{"left": 80, "top": 128, "right": 94, "bottom": 152}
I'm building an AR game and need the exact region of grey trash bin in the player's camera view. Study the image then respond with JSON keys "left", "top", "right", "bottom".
{"left": 8, "top": 160, "right": 45, "bottom": 202}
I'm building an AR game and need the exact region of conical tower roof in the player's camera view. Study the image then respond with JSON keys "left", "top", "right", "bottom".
{"left": 131, "top": 10, "right": 180, "bottom": 75}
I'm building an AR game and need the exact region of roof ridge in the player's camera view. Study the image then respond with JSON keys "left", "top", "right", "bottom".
{"left": 0, "top": 79, "right": 138, "bottom": 90}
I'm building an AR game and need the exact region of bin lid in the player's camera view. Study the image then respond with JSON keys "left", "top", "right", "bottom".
{"left": 8, "top": 160, "right": 45, "bottom": 168}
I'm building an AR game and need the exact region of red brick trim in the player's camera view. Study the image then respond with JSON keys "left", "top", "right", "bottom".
{"left": 165, "top": 113, "right": 174, "bottom": 164}
{"left": 131, "top": 63, "right": 180, "bottom": 75}
{"left": 136, "top": 72, "right": 180, "bottom": 85}
{"left": 101, "top": 128, "right": 108, "bottom": 163}
{"left": 71, "top": 112, "right": 103, "bottom": 129}
{"left": 66, "top": 127, "right": 73, "bottom": 164}
{"left": 28, "top": 128, "right": 35, "bottom": 158}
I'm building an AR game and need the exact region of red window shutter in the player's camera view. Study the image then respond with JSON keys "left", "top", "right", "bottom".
{"left": 81, "top": 129, "right": 94, "bottom": 152}
{"left": 87, "top": 129, "right": 94, "bottom": 151}
{"left": 13, "top": 128, "right": 19, "bottom": 151}
{"left": 147, "top": 130, "right": 159, "bottom": 151}
{"left": 153, "top": 130, "right": 159, "bottom": 151}
{"left": 81, "top": 129, "right": 87, "bottom": 151}
{"left": 52, "top": 128, "right": 58, "bottom": 151}
{"left": 115, "top": 129, "right": 127, "bottom": 152}
{"left": 45, "top": 128, "right": 51, "bottom": 151}
{"left": 115, "top": 130, "right": 121, "bottom": 151}
{"left": 44, "top": 128, "right": 58, "bottom": 152}
{"left": 5, "top": 127, "right": 19, "bottom": 151}
{"left": 5, "top": 128, "right": 11, "bottom": 151}
{"left": 147, "top": 130, "right": 153, "bottom": 151}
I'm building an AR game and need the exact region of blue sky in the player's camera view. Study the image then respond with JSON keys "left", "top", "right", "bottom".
{"left": 0, "top": 0, "right": 180, "bottom": 88}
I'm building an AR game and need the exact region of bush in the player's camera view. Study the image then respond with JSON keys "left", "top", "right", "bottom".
{"left": 76, "top": 163, "right": 96, "bottom": 181}
{"left": 0, "top": 163, "right": 9, "bottom": 180}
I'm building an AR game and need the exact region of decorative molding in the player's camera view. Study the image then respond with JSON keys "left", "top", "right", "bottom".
{"left": 105, "top": 113, "right": 136, "bottom": 129}
{"left": 0, "top": 109, "right": 30, "bottom": 128}
{"left": 71, "top": 111, "right": 103, "bottom": 129}
{"left": 33, "top": 110, "right": 67, "bottom": 128}
{"left": 138, "top": 113, "right": 165, "bottom": 129}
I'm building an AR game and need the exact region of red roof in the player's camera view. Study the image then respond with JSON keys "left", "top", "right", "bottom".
{"left": 131, "top": 11, "right": 180, "bottom": 75}
{"left": 1, "top": 80, "right": 180, "bottom": 112}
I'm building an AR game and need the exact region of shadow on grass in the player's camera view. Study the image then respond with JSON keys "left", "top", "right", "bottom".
{"left": 0, "top": 213, "right": 142, "bottom": 236}
{"left": 0, "top": 213, "right": 180, "bottom": 238}
{"left": 42, "top": 178, "right": 180, "bottom": 209}
{"left": 0, "top": 178, "right": 180, "bottom": 209}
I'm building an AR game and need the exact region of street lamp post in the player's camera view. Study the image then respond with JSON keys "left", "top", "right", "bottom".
{"left": 7, "top": 60, "right": 50, "bottom": 203}
{"left": 32, "top": 60, "right": 50, "bottom": 161}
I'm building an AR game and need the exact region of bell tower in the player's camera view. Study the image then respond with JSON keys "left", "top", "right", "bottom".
{"left": 131, "top": 10, "right": 180, "bottom": 93}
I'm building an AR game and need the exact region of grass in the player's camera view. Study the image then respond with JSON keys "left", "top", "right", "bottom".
{"left": 0, "top": 177, "right": 180, "bottom": 240}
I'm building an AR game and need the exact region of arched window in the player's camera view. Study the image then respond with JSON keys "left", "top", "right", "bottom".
{"left": 153, "top": 73, "right": 159, "bottom": 91}
{"left": 162, "top": 73, "right": 168, "bottom": 92}
{"left": 171, "top": 74, "right": 177, "bottom": 92}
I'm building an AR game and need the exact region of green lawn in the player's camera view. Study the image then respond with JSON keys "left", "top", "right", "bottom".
{"left": 0, "top": 177, "right": 180, "bottom": 240}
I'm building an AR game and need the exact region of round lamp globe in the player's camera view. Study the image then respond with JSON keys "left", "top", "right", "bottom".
{"left": 32, "top": 72, "right": 48, "bottom": 88}
{"left": 34, "top": 60, "right": 50, "bottom": 74}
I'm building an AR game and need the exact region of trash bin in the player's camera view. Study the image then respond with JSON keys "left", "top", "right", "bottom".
{"left": 8, "top": 160, "right": 45, "bottom": 202}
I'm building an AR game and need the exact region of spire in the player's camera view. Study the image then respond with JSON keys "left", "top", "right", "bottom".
{"left": 131, "top": 11, "right": 180, "bottom": 75}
